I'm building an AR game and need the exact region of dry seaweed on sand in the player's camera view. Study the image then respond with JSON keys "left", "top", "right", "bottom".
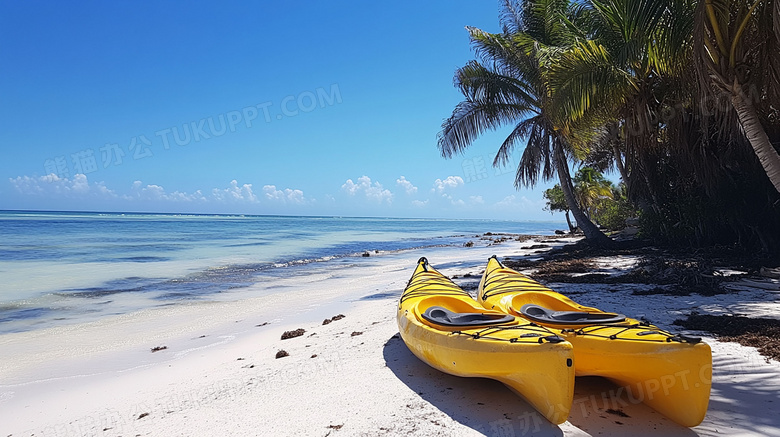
{"left": 281, "top": 328, "right": 306, "bottom": 340}
{"left": 674, "top": 313, "right": 780, "bottom": 362}
{"left": 323, "top": 314, "right": 346, "bottom": 325}
{"left": 503, "top": 240, "right": 772, "bottom": 294}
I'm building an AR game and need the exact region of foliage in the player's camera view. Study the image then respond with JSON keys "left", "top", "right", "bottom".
{"left": 573, "top": 167, "right": 613, "bottom": 219}
{"left": 443, "top": 0, "right": 780, "bottom": 254}
{"left": 543, "top": 184, "right": 568, "bottom": 214}
{"left": 437, "top": 0, "right": 611, "bottom": 245}
{"left": 593, "top": 184, "right": 637, "bottom": 231}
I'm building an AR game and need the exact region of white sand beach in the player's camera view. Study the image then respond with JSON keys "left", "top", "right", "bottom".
{"left": 2, "top": 237, "right": 779, "bottom": 436}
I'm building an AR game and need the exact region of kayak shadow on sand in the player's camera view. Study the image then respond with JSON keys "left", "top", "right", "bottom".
{"left": 383, "top": 333, "right": 564, "bottom": 437}
{"left": 384, "top": 333, "right": 702, "bottom": 436}
{"left": 565, "top": 377, "right": 699, "bottom": 436}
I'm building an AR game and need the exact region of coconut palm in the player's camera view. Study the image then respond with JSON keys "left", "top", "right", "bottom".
{"left": 694, "top": 0, "right": 780, "bottom": 193}
{"left": 546, "top": 0, "right": 695, "bottom": 210}
{"left": 573, "top": 167, "right": 614, "bottom": 220}
{"left": 438, "top": 0, "right": 612, "bottom": 246}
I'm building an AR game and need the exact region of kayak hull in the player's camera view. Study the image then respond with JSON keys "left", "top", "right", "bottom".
{"left": 397, "top": 258, "right": 575, "bottom": 424}
{"left": 478, "top": 256, "right": 712, "bottom": 427}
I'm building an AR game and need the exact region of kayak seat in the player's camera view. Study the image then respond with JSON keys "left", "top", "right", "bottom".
{"left": 421, "top": 306, "right": 515, "bottom": 327}
{"left": 520, "top": 304, "right": 626, "bottom": 325}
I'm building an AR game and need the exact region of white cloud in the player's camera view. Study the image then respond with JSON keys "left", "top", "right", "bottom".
{"left": 341, "top": 179, "right": 360, "bottom": 196}
{"left": 494, "top": 195, "right": 545, "bottom": 210}
{"left": 211, "top": 180, "right": 258, "bottom": 203}
{"left": 432, "top": 176, "right": 464, "bottom": 193}
{"left": 447, "top": 195, "right": 465, "bottom": 206}
{"left": 469, "top": 195, "right": 485, "bottom": 204}
{"left": 9, "top": 173, "right": 116, "bottom": 198}
{"left": 129, "top": 181, "right": 206, "bottom": 202}
{"left": 263, "top": 185, "right": 306, "bottom": 204}
{"left": 496, "top": 195, "right": 518, "bottom": 207}
{"left": 411, "top": 199, "right": 429, "bottom": 207}
{"left": 341, "top": 175, "right": 393, "bottom": 204}
{"left": 396, "top": 176, "right": 418, "bottom": 195}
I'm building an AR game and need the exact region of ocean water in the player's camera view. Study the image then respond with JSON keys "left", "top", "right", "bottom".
{"left": 0, "top": 211, "right": 564, "bottom": 334}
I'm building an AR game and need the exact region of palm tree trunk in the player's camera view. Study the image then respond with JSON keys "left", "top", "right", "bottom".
{"left": 613, "top": 144, "right": 630, "bottom": 189}
{"left": 564, "top": 211, "right": 574, "bottom": 233}
{"left": 554, "top": 141, "right": 612, "bottom": 246}
{"left": 731, "top": 82, "right": 780, "bottom": 194}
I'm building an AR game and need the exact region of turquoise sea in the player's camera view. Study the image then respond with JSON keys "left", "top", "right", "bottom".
{"left": 0, "top": 211, "right": 564, "bottom": 334}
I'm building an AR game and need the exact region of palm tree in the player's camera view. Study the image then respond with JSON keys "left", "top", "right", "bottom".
{"left": 437, "top": 0, "right": 612, "bottom": 246}
{"left": 573, "top": 167, "right": 614, "bottom": 220}
{"left": 695, "top": 0, "right": 780, "bottom": 193}
{"left": 546, "top": 0, "right": 695, "bottom": 211}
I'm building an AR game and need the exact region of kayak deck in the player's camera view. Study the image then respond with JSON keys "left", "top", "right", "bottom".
{"left": 397, "top": 257, "right": 575, "bottom": 424}
{"left": 478, "top": 255, "right": 712, "bottom": 427}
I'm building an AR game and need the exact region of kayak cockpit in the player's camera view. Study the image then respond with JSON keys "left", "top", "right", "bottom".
{"left": 421, "top": 306, "right": 515, "bottom": 327}
{"left": 519, "top": 304, "right": 626, "bottom": 326}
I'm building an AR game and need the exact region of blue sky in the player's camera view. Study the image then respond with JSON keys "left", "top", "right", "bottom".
{"left": 0, "top": 1, "right": 577, "bottom": 221}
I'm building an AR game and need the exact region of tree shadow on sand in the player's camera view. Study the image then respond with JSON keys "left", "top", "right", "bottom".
{"left": 698, "top": 352, "right": 780, "bottom": 435}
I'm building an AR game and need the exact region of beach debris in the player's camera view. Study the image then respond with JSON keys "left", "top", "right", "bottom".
{"left": 464, "top": 241, "right": 474, "bottom": 247}
{"left": 311, "top": 354, "right": 318, "bottom": 358}
{"left": 256, "top": 322, "right": 270, "bottom": 327}
{"left": 150, "top": 346, "right": 167, "bottom": 353}
{"left": 362, "top": 251, "right": 371, "bottom": 257}
{"left": 237, "top": 357, "right": 245, "bottom": 360}
{"left": 137, "top": 412, "right": 149, "bottom": 420}
{"left": 674, "top": 313, "right": 780, "bottom": 362}
{"left": 327, "top": 424, "right": 343, "bottom": 430}
{"left": 323, "top": 314, "right": 346, "bottom": 325}
{"left": 606, "top": 408, "right": 630, "bottom": 418}
{"left": 726, "top": 278, "right": 780, "bottom": 292}
{"left": 275, "top": 350, "right": 289, "bottom": 359}
{"left": 281, "top": 328, "right": 306, "bottom": 340}
{"left": 760, "top": 267, "right": 780, "bottom": 279}
{"left": 351, "top": 331, "right": 363, "bottom": 336}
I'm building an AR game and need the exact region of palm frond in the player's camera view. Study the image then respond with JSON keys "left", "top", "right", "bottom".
{"left": 548, "top": 40, "right": 636, "bottom": 124}
{"left": 499, "top": 0, "right": 525, "bottom": 34}
{"left": 455, "top": 60, "right": 538, "bottom": 109}
{"left": 515, "top": 119, "right": 555, "bottom": 187}
{"left": 438, "top": 98, "right": 530, "bottom": 158}
{"left": 494, "top": 117, "right": 537, "bottom": 167}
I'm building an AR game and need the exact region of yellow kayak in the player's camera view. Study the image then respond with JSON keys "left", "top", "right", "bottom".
{"left": 397, "top": 257, "right": 575, "bottom": 424}
{"left": 477, "top": 256, "right": 712, "bottom": 427}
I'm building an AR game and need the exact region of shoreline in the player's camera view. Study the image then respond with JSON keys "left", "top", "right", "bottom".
{"left": 0, "top": 211, "right": 566, "bottom": 335}
{"left": 2, "top": 235, "right": 779, "bottom": 436}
